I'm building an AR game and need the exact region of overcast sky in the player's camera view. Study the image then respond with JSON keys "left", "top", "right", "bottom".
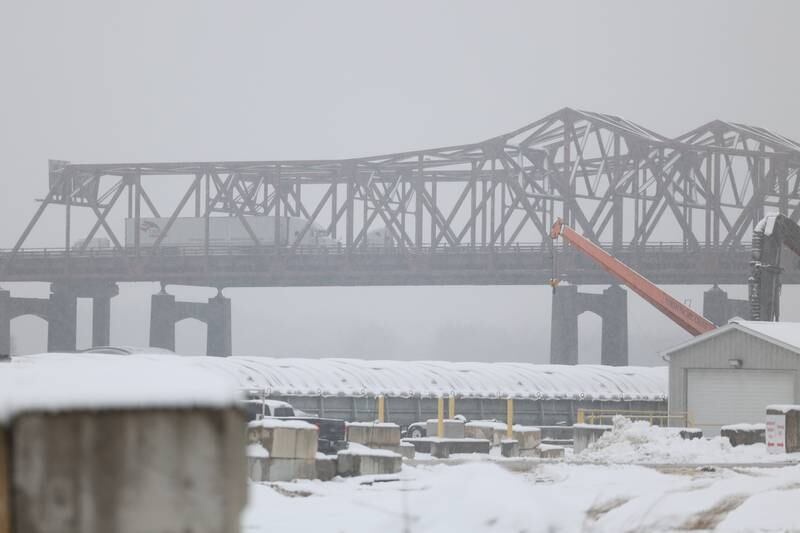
{"left": 1, "top": 1, "right": 799, "bottom": 363}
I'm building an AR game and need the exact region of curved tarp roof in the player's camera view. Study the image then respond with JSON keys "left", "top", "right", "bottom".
{"left": 190, "top": 357, "right": 667, "bottom": 402}
{"left": 7, "top": 354, "right": 667, "bottom": 402}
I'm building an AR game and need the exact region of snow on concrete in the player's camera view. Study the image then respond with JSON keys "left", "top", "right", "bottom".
{"left": 720, "top": 422, "right": 766, "bottom": 432}
{"left": 0, "top": 354, "right": 238, "bottom": 423}
{"left": 249, "top": 418, "right": 316, "bottom": 430}
{"left": 338, "top": 442, "right": 401, "bottom": 458}
{"left": 574, "top": 416, "right": 797, "bottom": 464}
{"left": 242, "top": 460, "right": 800, "bottom": 533}
{"left": 767, "top": 404, "right": 800, "bottom": 414}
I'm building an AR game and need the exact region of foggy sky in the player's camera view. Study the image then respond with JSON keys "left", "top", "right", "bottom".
{"left": 1, "top": 1, "right": 799, "bottom": 364}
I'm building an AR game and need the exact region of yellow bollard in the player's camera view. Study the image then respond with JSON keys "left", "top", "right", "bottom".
{"left": 378, "top": 395, "right": 385, "bottom": 423}
{"left": 506, "top": 397, "right": 514, "bottom": 439}
{"left": 448, "top": 394, "right": 455, "bottom": 419}
{"left": 577, "top": 408, "right": 585, "bottom": 424}
{"left": 437, "top": 397, "right": 444, "bottom": 438}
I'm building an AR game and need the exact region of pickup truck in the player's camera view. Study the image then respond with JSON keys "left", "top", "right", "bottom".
{"left": 241, "top": 399, "right": 347, "bottom": 455}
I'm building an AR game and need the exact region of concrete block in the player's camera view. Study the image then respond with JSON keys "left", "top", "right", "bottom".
{"left": 247, "top": 457, "right": 268, "bottom": 482}
{"left": 679, "top": 428, "right": 703, "bottom": 440}
{"left": 425, "top": 419, "right": 465, "bottom": 439}
{"left": 538, "top": 445, "right": 565, "bottom": 459}
{"left": 11, "top": 408, "right": 247, "bottom": 533}
{"left": 513, "top": 427, "right": 541, "bottom": 450}
{"left": 259, "top": 425, "right": 318, "bottom": 459}
{"left": 336, "top": 451, "right": 402, "bottom": 477}
{"left": 573, "top": 424, "right": 612, "bottom": 454}
{"left": 431, "top": 441, "right": 450, "bottom": 459}
{"left": 464, "top": 422, "right": 503, "bottom": 442}
{"left": 346, "top": 423, "right": 401, "bottom": 447}
{"left": 402, "top": 438, "right": 490, "bottom": 455}
{"left": 501, "top": 439, "right": 519, "bottom": 458}
{"left": 264, "top": 458, "right": 316, "bottom": 482}
{"left": 399, "top": 442, "right": 416, "bottom": 459}
{"left": 315, "top": 456, "right": 338, "bottom": 481}
{"left": 721, "top": 424, "right": 766, "bottom": 447}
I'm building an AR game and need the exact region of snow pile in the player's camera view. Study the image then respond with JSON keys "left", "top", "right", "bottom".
{"left": 576, "top": 416, "right": 781, "bottom": 464}
{"left": 247, "top": 443, "right": 269, "bottom": 458}
{"left": 0, "top": 354, "right": 238, "bottom": 423}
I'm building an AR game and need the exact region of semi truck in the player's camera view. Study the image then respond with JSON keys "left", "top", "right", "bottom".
{"left": 124, "top": 216, "right": 337, "bottom": 248}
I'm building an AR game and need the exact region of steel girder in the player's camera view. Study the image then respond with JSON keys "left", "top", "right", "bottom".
{"left": 5, "top": 108, "right": 800, "bottom": 278}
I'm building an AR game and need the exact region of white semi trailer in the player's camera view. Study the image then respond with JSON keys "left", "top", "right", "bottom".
{"left": 124, "top": 216, "right": 337, "bottom": 248}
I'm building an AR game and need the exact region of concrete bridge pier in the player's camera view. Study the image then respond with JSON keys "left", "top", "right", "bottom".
{"left": 703, "top": 284, "right": 750, "bottom": 326}
{"left": 550, "top": 284, "right": 628, "bottom": 366}
{"left": 149, "top": 287, "right": 232, "bottom": 357}
{"left": 48, "top": 281, "right": 120, "bottom": 352}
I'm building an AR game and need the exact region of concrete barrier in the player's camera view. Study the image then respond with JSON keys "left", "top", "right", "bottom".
{"left": 431, "top": 441, "right": 450, "bottom": 459}
{"left": 425, "top": 419, "right": 465, "bottom": 438}
{"left": 337, "top": 445, "right": 402, "bottom": 476}
{"left": 11, "top": 408, "right": 247, "bottom": 533}
{"left": 251, "top": 419, "right": 318, "bottom": 459}
{"left": 315, "top": 455, "right": 338, "bottom": 481}
{"left": 537, "top": 444, "right": 565, "bottom": 459}
{"left": 513, "top": 427, "right": 542, "bottom": 450}
{"left": 346, "top": 422, "right": 401, "bottom": 447}
{"left": 721, "top": 423, "right": 766, "bottom": 447}
{"left": 573, "top": 423, "right": 612, "bottom": 453}
{"left": 402, "top": 438, "right": 490, "bottom": 455}
{"left": 501, "top": 439, "right": 520, "bottom": 458}
{"left": 264, "top": 458, "right": 316, "bottom": 482}
{"left": 464, "top": 421, "right": 505, "bottom": 442}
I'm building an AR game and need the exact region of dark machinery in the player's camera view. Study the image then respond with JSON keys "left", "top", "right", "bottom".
{"left": 749, "top": 214, "right": 800, "bottom": 321}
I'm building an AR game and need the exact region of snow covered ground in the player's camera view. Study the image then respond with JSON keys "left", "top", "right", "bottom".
{"left": 243, "top": 418, "right": 800, "bottom": 532}
{"left": 243, "top": 461, "right": 800, "bottom": 533}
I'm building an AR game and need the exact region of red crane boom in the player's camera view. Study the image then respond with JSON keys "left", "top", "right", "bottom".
{"left": 550, "top": 218, "right": 716, "bottom": 336}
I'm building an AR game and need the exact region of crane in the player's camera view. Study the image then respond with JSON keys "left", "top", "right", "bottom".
{"left": 749, "top": 214, "right": 800, "bottom": 321}
{"left": 550, "top": 218, "right": 716, "bottom": 336}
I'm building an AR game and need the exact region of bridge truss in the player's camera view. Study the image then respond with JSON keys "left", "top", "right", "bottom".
{"left": 4, "top": 108, "right": 800, "bottom": 286}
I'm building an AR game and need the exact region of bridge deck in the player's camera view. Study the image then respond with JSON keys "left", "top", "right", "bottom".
{"left": 0, "top": 245, "right": 792, "bottom": 287}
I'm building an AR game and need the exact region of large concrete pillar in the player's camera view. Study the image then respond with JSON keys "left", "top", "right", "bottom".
{"left": 91, "top": 282, "right": 118, "bottom": 347}
{"left": 150, "top": 291, "right": 176, "bottom": 351}
{"left": 703, "top": 285, "right": 729, "bottom": 327}
{"left": 703, "top": 285, "right": 750, "bottom": 326}
{"left": 48, "top": 284, "right": 77, "bottom": 352}
{"left": 0, "top": 290, "right": 11, "bottom": 356}
{"left": 600, "top": 285, "right": 628, "bottom": 366}
{"left": 550, "top": 285, "right": 579, "bottom": 365}
{"left": 206, "top": 292, "right": 232, "bottom": 357}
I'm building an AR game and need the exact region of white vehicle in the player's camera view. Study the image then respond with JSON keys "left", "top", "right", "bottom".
{"left": 72, "top": 237, "right": 111, "bottom": 250}
{"left": 124, "top": 216, "right": 337, "bottom": 248}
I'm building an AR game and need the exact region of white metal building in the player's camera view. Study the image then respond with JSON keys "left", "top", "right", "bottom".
{"left": 665, "top": 320, "right": 800, "bottom": 434}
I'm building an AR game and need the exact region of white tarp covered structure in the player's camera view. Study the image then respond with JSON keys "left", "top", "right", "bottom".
{"left": 5, "top": 354, "right": 667, "bottom": 402}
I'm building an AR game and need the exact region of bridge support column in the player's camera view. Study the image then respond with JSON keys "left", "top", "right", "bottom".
{"left": 600, "top": 285, "right": 628, "bottom": 366}
{"left": 150, "top": 291, "right": 176, "bottom": 351}
{"left": 703, "top": 285, "right": 750, "bottom": 326}
{"left": 550, "top": 284, "right": 628, "bottom": 366}
{"left": 48, "top": 283, "right": 77, "bottom": 352}
{"left": 0, "top": 290, "right": 11, "bottom": 356}
{"left": 206, "top": 293, "right": 232, "bottom": 357}
{"left": 550, "top": 285, "right": 579, "bottom": 365}
{"left": 91, "top": 283, "right": 118, "bottom": 347}
{"left": 149, "top": 287, "right": 232, "bottom": 356}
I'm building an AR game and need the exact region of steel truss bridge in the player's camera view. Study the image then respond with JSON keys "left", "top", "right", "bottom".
{"left": 4, "top": 107, "right": 800, "bottom": 287}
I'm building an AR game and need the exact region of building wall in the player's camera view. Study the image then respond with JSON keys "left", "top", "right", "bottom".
{"left": 668, "top": 329, "right": 800, "bottom": 423}
{"left": 277, "top": 394, "right": 667, "bottom": 427}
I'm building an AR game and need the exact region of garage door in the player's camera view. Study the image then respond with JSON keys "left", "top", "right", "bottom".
{"left": 687, "top": 369, "right": 795, "bottom": 435}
